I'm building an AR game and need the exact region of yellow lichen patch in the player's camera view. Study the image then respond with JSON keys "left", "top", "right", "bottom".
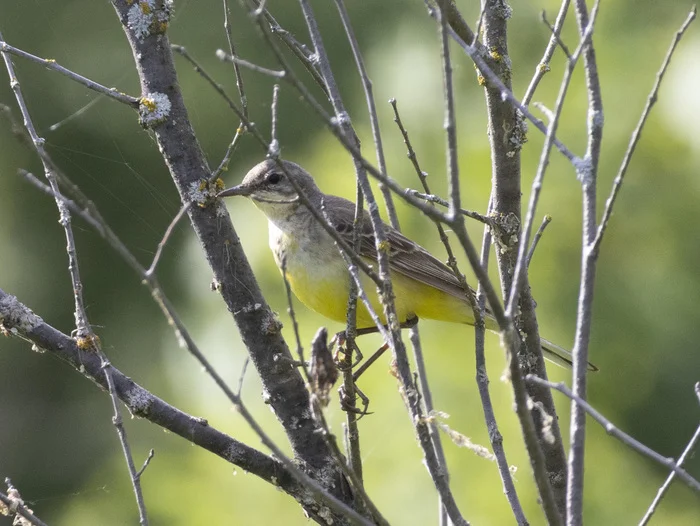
{"left": 140, "top": 97, "right": 157, "bottom": 113}
{"left": 152, "top": 20, "right": 168, "bottom": 34}
{"left": 76, "top": 333, "right": 101, "bottom": 352}
{"left": 489, "top": 48, "right": 503, "bottom": 62}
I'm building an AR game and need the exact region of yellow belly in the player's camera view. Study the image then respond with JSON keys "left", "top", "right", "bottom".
{"left": 269, "top": 221, "right": 476, "bottom": 329}
{"left": 283, "top": 251, "right": 475, "bottom": 329}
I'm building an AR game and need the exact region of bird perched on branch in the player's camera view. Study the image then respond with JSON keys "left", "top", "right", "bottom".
{"left": 219, "top": 159, "right": 595, "bottom": 371}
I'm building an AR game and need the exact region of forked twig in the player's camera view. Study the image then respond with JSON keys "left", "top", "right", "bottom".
{"left": 639, "top": 382, "right": 700, "bottom": 525}
{"left": 527, "top": 375, "right": 700, "bottom": 494}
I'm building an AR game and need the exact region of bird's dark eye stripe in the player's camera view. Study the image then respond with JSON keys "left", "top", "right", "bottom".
{"left": 266, "top": 172, "right": 282, "bottom": 184}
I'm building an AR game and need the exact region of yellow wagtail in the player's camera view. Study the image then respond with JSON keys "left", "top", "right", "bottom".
{"left": 220, "top": 159, "right": 591, "bottom": 370}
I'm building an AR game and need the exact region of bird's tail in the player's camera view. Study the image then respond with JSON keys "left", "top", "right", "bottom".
{"left": 541, "top": 337, "right": 599, "bottom": 372}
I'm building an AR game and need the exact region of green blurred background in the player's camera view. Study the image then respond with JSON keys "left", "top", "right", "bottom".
{"left": 1, "top": 0, "right": 699, "bottom": 524}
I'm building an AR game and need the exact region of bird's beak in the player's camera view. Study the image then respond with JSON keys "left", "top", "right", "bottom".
{"left": 217, "top": 184, "right": 253, "bottom": 198}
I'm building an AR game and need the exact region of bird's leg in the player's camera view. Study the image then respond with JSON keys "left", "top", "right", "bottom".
{"left": 330, "top": 331, "right": 364, "bottom": 370}
{"left": 351, "top": 316, "right": 419, "bottom": 381}
{"left": 351, "top": 342, "right": 389, "bottom": 381}
{"left": 339, "top": 383, "right": 372, "bottom": 418}
{"left": 337, "top": 316, "right": 420, "bottom": 416}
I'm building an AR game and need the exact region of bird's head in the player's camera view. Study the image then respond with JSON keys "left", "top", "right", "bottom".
{"left": 218, "top": 159, "right": 321, "bottom": 219}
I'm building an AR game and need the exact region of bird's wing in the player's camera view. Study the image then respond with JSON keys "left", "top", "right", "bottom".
{"left": 323, "top": 195, "right": 471, "bottom": 300}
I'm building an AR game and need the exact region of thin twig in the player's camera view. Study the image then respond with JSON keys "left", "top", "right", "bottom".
{"left": 435, "top": 0, "right": 461, "bottom": 218}
{"left": 49, "top": 95, "right": 103, "bottom": 131}
{"left": 102, "top": 359, "right": 149, "bottom": 526}
{"left": 390, "top": 98, "right": 473, "bottom": 302}
{"left": 409, "top": 325, "right": 452, "bottom": 525}
{"left": 171, "top": 44, "right": 241, "bottom": 116}
{"left": 527, "top": 375, "right": 700, "bottom": 494}
{"left": 592, "top": 6, "right": 697, "bottom": 255}
{"left": 0, "top": 289, "right": 368, "bottom": 524}
{"left": 475, "top": 203, "right": 529, "bottom": 526}
{"left": 0, "top": 40, "right": 139, "bottom": 107}
{"left": 439, "top": 20, "right": 579, "bottom": 165}
{"left": 245, "top": 0, "right": 329, "bottom": 96}
{"left": 172, "top": 45, "right": 249, "bottom": 183}
{"left": 2, "top": 34, "right": 150, "bottom": 524}
{"left": 639, "top": 382, "right": 700, "bottom": 525}
{"left": 334, "top": 0, "right": 402, "bottom": 484}
{"left": 472, "top": 3, "right": 486, "bottom": 47}
{"left": 505, "top": 15, "right": 595, "bottom": 320}
{"left": 390, "top": 97, "right": 457, "bottom": 522}
{"left": 135, "top": 449, "right": 156, "bottom": 479}
{"left": 540, "top": 10, "right": 572, "bottom": 60}
{"left": 236, "top": 358, "right": 250, "bottom": 398}
{"left": 298, "top": 2, "right": 467, "bottom": 523}
{"left": 146, "top": 203, "right": 192, "bottom": 277}
{"left": 526, "top": 215, "right": 552, "bottom": 268}
{"left": 1, "top": 31, "right": 90, "bottom": 338}
{"left": 215, "top": 50, "right": 286, "bottom": 78}
{"left": 567, "top": 1, "right": 604, "bottom": 522}
{"left": 523, "top": 0, "right": 571, "bottom": 106}
{"left": 280, "top": 257, "right": 308, "bottom": 380}
{"left": 299, "top": 1, "right": 391, "bottom": 498}
{"left": 405, "top": 189, "right": 492, "bottom": 226}
{"left": 334, "top": 0, "right": 400, "bottom": 228}
{"left": 342, "top": 181, "right": 364, "bottom": 482}
{"left": 0, "top": 480, "right": 49, "bottom": 526}
{"left": 222, "top": 0, "right": 249, "bottom": 120}
{"left": 18, "top": 171, "right": 368, "bottom": 524}
{"left": 211, "top": 127, "right": 245, "bottom": 180}
{"left": 269, "top": 84, "right": 281, "bottom": 158}
{"left": 440, "top": 3, "right": 575, "bottom": 525}
{"left": 310, "top": 398, "right": 389, "bottom": 526}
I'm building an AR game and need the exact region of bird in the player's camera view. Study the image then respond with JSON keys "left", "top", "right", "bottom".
{"left": 219, "top": 159, "right": 594, "bottom": 371}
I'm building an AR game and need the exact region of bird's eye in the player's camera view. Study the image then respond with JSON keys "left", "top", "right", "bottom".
{"left": 266, "top": 172, "right": 282, "bottom": 185}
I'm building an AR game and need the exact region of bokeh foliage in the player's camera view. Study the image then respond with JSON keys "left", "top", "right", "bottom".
{"left": 1, "top": 0, "right": 699, "bottom": 524}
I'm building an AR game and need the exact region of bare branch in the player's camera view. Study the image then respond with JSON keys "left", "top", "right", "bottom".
{"left": 592, "top": 6, "right": 697, "bottom": 254}
{"left": 2, "top": 32, "right": 149, "bottom": 522}
{"left": 146, "top": 203, "right": 192, "bottom": 277}
{"left": 0, "top": 480, "right": 49, "bottom": 526}
{"left": 506, "top": 13, "right": 595, "bottom": 321}
{"left": 310, "top": 399, "right": 390, "bottom": 526}
{"left": 639, "top": 382, "right": 700, "bottom": 525}
{"left": 526, "top": 215, "right": 552, "bottom": 268}
{"left": 215, "top": 49, "right": 286, "bottom": 78}
{"left": 405, "top": 189, "right": 492, "bottom": 226}
{"left": 221, "top": 0, "right": 249, "bottom": 119}
{"left": 474, "top": 205, "right": 529, "bottom": 526}
{"left": 567, "top": 1, "right": 604, "bottom": 521}
{"left": 334, "top": 0, "right": 400, "bottom": 228}
{"left": 0, "top": 288, "right": 370, "bottom": 525}
{"left": 102, "top": 359, "right": 150, "bottom": 526}
{"left": 0, "top": 39, "right": 139, "bottom": 107}
{"left": 527, "top": 375, "right": 700, "bottom": 495}
{"left": 523, "top": 0, "right": 571, "bottom": 105}
{"left": 135, "top": 449, "right": 156, "bottom": 480}
{"left": 171, "top": 44, "right": 241, "bottom": 113}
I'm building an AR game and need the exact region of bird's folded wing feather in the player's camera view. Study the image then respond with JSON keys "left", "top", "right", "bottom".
{"left": 324, "top": 195, "right": 472, "bottom": 300}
